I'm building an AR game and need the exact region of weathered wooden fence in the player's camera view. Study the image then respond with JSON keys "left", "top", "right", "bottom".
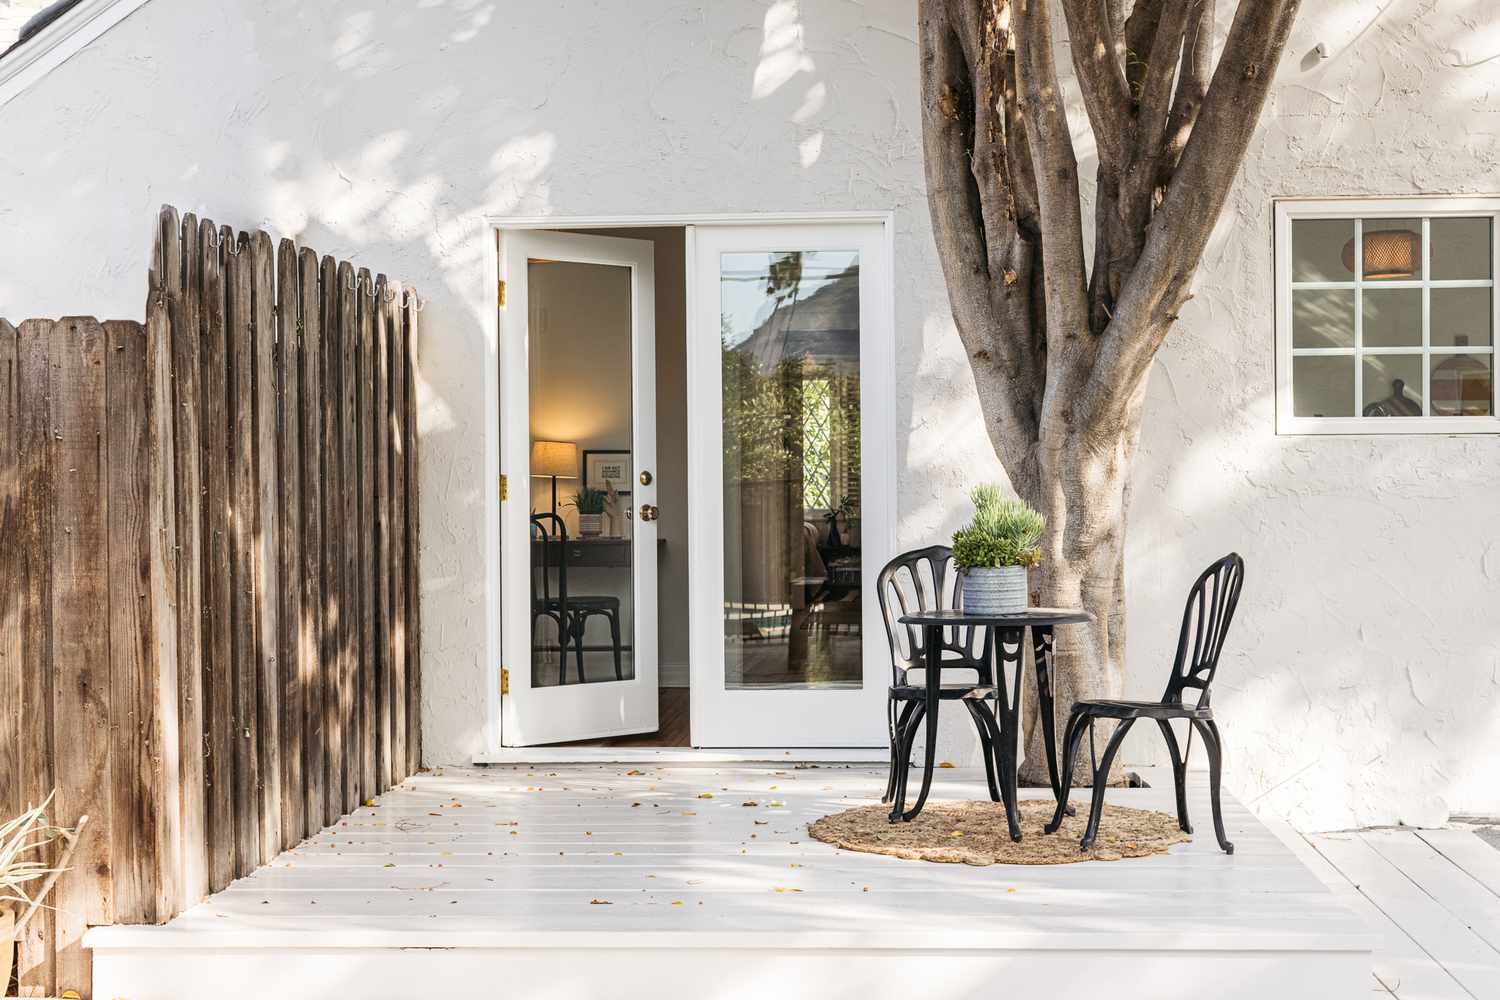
{"left": 0, "top": 205, "right": 422, "bottom": 997}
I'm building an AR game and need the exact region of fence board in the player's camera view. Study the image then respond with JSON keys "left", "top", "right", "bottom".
{"left": 299, "top": 248, "right": 325, "bottom": 837}
{"left": 227, "top": 231, "right": 260, "bottom": 876}
{"left": 104, "top": 317, "right": 148, "bottom": 923}
{"left": 16, "top": 319, "right": 55, "bottom": 998}
{"left": 0, "top": 320, "right": 19, "bottom": 828}
{"left": 276, "top": 238, "right": 305, "bottom": 847}
{"left": 200, "top": 219, "right": 235, "bottom": 892}
{"left": 373, "top": 276, "right": 392, "bottom": 792}
{"left": 319, "top": 254, "right": 343, "bottom": 826}
{"left": 338, "top": 260, "right": 358, "bottom": 815}
{"left": 173, "top": 212, "right": 209, "bottom": 909}
{"left": 356, "top": 268, "right": 377, "bottom": 802}
{"left": 404, "top": 295, "right": 421, "bottom": 775}
{"left": 388, "top": 290, "right": 407, "bottom": 784}
{"left": 54, "top": 317, "right": 112, "bottom": 993}
{"left": 251, "top": 230, "right": 281, "bottom": 864}
{"left": 146, "top": 212, "right": 187, "bottom": 926}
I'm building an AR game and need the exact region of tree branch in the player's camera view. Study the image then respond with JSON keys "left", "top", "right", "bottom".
{"left": 1087, "top": 0, "right": 1302, "bottom": 418}
{"left": 1060, "top": 0, "right": 1132, "bottom": 166}
{"left": 917, "top": 0, "right": 1043, "bottom": 478}
{"left": 1157, "top": 0, "right": 1214, "bottom": 185}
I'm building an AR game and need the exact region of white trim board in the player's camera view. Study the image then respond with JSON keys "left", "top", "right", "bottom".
{"left": 0, "top": 0, "right": 153, "bottom": 108}
{"left": 472, "top": 747, "right": 891, "bottom": 765}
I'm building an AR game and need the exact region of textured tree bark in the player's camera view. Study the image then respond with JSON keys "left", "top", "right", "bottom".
{"left": 918, "top": 0, "right": 1300, "bottom": 784}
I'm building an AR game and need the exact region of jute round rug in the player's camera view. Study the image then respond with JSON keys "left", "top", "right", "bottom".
{"left": 808, "top": 799, "right": 1191, "bottom": 865}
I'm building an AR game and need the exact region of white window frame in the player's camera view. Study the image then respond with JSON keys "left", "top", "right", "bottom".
{"left": 1274, "top": 196, "right": 1500, "bottom": 435}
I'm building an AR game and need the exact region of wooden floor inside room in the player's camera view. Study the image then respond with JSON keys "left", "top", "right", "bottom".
{"left": 88, "top": 765, "right": 1371, "bottom": 1000}
{"left": 553, "top": 686, "right": 691, "bottom": 748}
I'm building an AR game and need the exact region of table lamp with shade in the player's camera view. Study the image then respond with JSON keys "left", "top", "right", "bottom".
{"left": 530, "top": 440, "right": 578, "bottom": 516}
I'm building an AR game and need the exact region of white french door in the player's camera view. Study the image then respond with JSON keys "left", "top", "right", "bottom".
{"left": 687, "top": 222, "right": 893, "bottom": 747}
{"left": 499, "top": 230, "right": 658, "bottom": 746}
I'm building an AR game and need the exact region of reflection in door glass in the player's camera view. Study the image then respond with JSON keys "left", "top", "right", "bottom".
{"left": 720, "top": 251, "right": 862, "bottom": 690}
{"left": 527, "top": 260, "right": 635, "bottom": 687}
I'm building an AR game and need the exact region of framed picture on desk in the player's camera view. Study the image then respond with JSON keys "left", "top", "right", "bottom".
{"left": 582, "top": 449, "right": 632, "bottom": 496}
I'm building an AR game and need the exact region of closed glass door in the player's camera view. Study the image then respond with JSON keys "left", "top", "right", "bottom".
{"left": 688, "top": 223, "right": 892, "bottom": 747}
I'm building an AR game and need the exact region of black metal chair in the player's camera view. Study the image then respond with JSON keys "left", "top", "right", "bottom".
{"left": 529, "top": 513, "right": 624, "bottom": 684}
{"left": 876, "top": 545, "right": 1006, "bottom": 821}
{"left": 1045, "top": 553, "right": 1245, "bottom": 854}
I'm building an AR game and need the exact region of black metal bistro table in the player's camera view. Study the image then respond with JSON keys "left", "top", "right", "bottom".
{"left": 894, "top": 608, "right": 1091, "bottom": 841}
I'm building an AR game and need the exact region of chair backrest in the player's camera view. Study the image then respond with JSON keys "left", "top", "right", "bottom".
{"left": 1162, "top": 553, "right": 1245, "bottom": 707}
{"left": 529, "top": 513, "right": 568, "bottom": 611}
{"left": 876, "top": 545, "right": 987, "bottom": 684}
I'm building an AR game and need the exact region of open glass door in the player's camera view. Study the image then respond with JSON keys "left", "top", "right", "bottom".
{"left": 688, "top": 222, "right": 892, "bottom": 747}
{"left": 500, "top": 230, "right": 658, "bottom": 745}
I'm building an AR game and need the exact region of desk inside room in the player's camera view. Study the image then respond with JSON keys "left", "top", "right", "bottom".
{"left": 533, "top": 536, "right": 667, "bottom": 568}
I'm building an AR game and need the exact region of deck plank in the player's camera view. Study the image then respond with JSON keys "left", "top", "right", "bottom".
{"left": 1311, "top": 832, "right": 1483, "bottom": 1000}
{"left": 1419, "top": 830, "right": 1500, "bottom": 901}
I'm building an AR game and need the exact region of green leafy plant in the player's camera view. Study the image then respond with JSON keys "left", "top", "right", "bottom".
{"left": 951, "top": 484, "right": 1044, "bottom": 569}
{"left": 566, "top": 486, "right": 607, "bottom": 516}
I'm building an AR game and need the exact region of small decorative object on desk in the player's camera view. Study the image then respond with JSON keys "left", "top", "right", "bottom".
{"left": 568, "top": 486, "right": 607, "bottom": 538}
{"left": 601, "top": 482, "right": 622, "bottom": 537}
{"left": 952, "top": 484, "right": 1043, "bottom": 614}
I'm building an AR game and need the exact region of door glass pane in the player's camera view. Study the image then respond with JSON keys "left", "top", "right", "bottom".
{"left": 720, "top": 250, "right": 862, "bottom": 690}
{"left": 1293, "top": 289, "right": 1354, "bottom": 348}
{"left": 1361, "top": 354, "right": 1423, "bottom": 416}
{"left": 527, "top": 260, "right": 635, "bottom": 687}
{"left": 1292, "top": 355, "right": 1354, "bottom": 417}
{"left": 1362, "top": 288, "right": 1421, "bottom": 348}
{"left": 1430, "top": 218, "right": 1491, "bottom": 280}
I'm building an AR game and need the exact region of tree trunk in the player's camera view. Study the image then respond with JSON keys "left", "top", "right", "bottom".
{"left": 1017, "top": 396, "right": 1142, "bottom": 786}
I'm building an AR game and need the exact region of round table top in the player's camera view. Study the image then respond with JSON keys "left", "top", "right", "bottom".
{"left": 898, "top": 607, "right": 1092, "bottom": 627}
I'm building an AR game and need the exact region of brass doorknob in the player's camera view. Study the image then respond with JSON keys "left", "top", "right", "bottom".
{"left": 639, "top": 470, "right": 653, "bottom": 486}
{"left": 639, "top": 504, "right": 659, "bottom": 522}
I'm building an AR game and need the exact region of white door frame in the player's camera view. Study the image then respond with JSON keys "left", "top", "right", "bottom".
{"left": 496, "top": 229, "right": 658, "bottom": 746}
{"left": 483, "top": 212, "right": 894, "bottom": 758}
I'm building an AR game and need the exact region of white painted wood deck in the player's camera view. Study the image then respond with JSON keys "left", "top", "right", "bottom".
{"left": 88, "top": 765, "right": 1372, "bottom": 1000}
{"left": 1290, "top": 825, "right": 1500, "bottom": 999}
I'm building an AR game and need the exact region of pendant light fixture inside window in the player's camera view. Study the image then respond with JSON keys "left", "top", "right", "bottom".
{"left": 1342, "top": 226, "right": 1420, "bottom": 279}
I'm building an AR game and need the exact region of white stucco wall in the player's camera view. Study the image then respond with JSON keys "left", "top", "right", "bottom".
{"left": 1, "top": 0, "right": 1496, "bottom": 833}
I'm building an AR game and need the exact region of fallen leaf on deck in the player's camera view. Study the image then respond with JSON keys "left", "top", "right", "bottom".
{"left": 742, "top": 800, "right": 759, "bottom": 807}
{"left": 698, "top": 792, "right": 714, "bottom": 799}
{"left": 682, "top": 810, "right": 697, "bottom": 816}
{"left": 773, "top": 886, "right": 803, "bottom": 893}
{"left": 590, "top": 899, "right": 613, "bottom": 905}
{"left": 671, "top": 900, "right": 685, "bottom": 906}
{"left": 938, "top": 762, "right": 955, "bottom": 769}
{"left": 626, "top": 769, "right": 645, "bottom": 776}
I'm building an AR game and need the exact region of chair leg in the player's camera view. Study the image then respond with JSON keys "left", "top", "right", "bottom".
{"left": 1045, "top": 711, "right": 1089, "bottom": 834}
{"left": 608, "top": 608, "right": 622, "bottom": 680}
{"left": 888, "top": 702, "right": 926, "bottom": 823}
{"left": 572, "top": 615, "right": 587, "bottom": 683}
{"left": 883, "top": 700, "right": 918, "bottom": 804}
{"left": 1079, "top": 718, "right": 1135, "bottom": 852}
{"left": 964, "top": 700, "right": 1002, "bottom": 803}
{"left": 1157, "top": 719, "right": 1193, "bottom": 834}
{"left": 1193, "top": 718, "right": 1234, "bottom": 854}
{"left": 900, "top": 691, "right": 942, "bottom": 822}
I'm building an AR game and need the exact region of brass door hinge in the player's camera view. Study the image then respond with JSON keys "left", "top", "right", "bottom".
{"left": 500, "top": 473, "right": 509, "bottom": 501}
{"left": 497, "top": 278, "right": 507, "bottom": 306}
{"left": 500, "top": 666, "right": 510, "bottom": 695}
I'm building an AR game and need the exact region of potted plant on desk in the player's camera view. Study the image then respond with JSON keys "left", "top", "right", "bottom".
{"left": 952, "top": 484, "right": 1044, "bottom": 614}
{"left": 567, "top": 487, "right": 607, "bottom": 538}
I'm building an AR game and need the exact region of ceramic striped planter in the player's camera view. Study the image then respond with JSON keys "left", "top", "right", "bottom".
{"left": 961, "top": 565, "right": 1029, "bottom": 614}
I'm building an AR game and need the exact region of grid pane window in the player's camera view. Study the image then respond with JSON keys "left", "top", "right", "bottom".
{"left": 1285, "top": 210, "right": 1496, "bottom": 426}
